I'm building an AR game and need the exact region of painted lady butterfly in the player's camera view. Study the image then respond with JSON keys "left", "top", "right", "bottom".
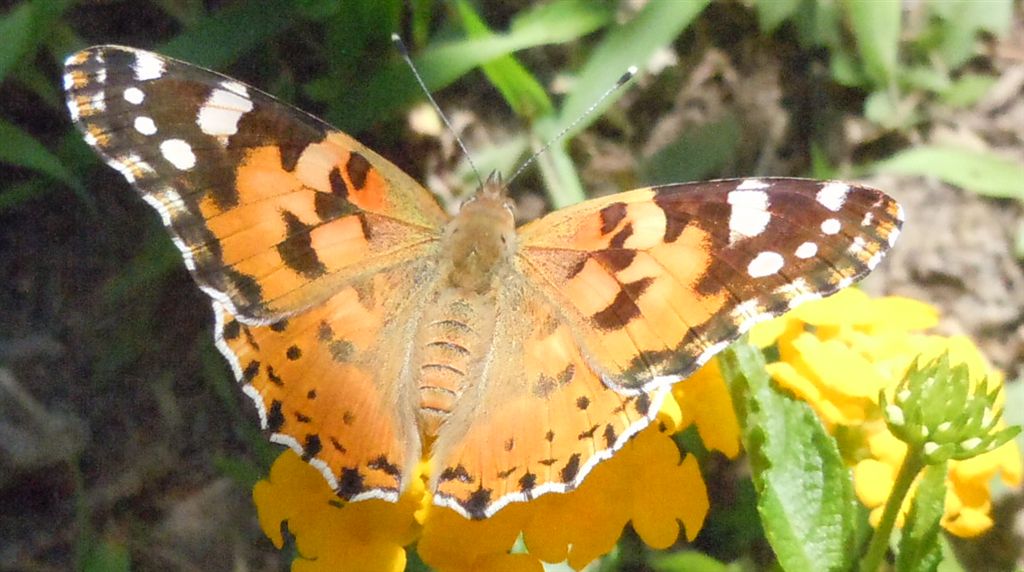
{"left": 64, "top": 45, "right": 902, "bottom": 519}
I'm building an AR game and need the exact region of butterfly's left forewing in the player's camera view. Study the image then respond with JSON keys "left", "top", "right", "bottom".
{"left": 517, "top": 178, "right": 902, "bottom": 393}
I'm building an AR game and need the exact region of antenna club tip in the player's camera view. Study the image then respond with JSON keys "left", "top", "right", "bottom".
{"left": 618, "top": 66, "right": 638, "bottom": 85}
{"left": 392, "top": 33, "right": 409, "bottom": 55}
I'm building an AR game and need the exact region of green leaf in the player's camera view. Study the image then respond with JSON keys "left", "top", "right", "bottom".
{"left": 639, "top": 112, "right": 741, "bottom": 184}
{"left": 159, "top": 0, "right": 304, "bottom": 68}
{"left": 80, "top": 539, "right": 130, "bottom": 572}
{"left": 0, "top": 0, "right": 72, "bottom": 82}
{"left": 454, "top": 0, "right": 552, "bottom": 118}
{"left": 868, "top": 145, "right": 1024, "bottom": 199}
{"left": 895, "top": 463, "right": 947, "bottom": 572}
{"left": 900, "top": 65, "right": 951, "bottom": 93}
{"left": 755, "top": 0, "right": 802, "bottom": 34}
{"left": 0, "top": 119, "right": 83, "bottom": 191}
{"left": 792, "top": 0, "right": 843, "bottom": 50}
{"left": 0, "top": 2, "right": 35, "bottom": 83}
{"left": 929, "top": 0, "right": 1013, "bottom": 68}
{"left": 333, "top": 1, "right": 610, "bottom": 132}
{"left": 534, "top": 137, "right": 586, "bottom": 208}
{"left": 719, "top": 342, "right": 859, "bottom": 572}
{"left": 845, "top": 0, "right": 901, "bottom": 88}
{"left": 940, "top": 73, "right": 995, "bottom": 107}
{"left": 651, "top": 550, "right": 732, "bottom": 572}
{"left": 557, "top": 0, "right": 710, "bottom": 139}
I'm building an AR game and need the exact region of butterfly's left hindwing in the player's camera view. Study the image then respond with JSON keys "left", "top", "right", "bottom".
{"left": 64, "top": 45, "right": 448, "bottom": 324}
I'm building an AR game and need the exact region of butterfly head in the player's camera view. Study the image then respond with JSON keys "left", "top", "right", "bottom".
{"left": 442, "top": 172, "right": 517, "bottom": 292}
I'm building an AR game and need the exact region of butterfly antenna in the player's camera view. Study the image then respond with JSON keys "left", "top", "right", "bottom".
{"left": 504, "top": 66, "right": 638, "bottom": 189}
{"left": 392, "top": 33, "right": 485, "bottom": 189}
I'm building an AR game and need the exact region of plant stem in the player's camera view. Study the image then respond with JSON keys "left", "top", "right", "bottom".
{"left": 859, "top": 452, "right": 925, "bottom": 572}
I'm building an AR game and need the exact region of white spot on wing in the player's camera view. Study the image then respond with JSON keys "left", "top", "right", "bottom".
{"left": 134, "top": 116, "right": 157, "bottom": 135}
{"left": 777, "top": 277, "right": 820, "bottom": 309}
{"left": 747, "top": 251, "right": 784, "bottom": 278}
{"left": 105, "top": 158, "right": 134, "bottom": 183}
{"left": 160, "top": 138, "right": 196, "bottom": 170}
{"left": 727, "top": 189, "right": 771, "bottom": 243}
{"left": 866, "top": 250, "right": 885, "bottom": 270}
{"left": 861, "top": 211, "right": 874, "bottom": 227}
{"left": 736, "top": 179, "right": 770, "bottom": 190}
{"left": 133, "top": 51, "right": 165, "bottom": 81}
{"left": 123, "top": 87, "right": 145, "bottom": 105}
{"left": 220, "top": 80, "right": 249, "bottom": 97}
{"left": 62, "top": 73, "right": 74, "bottom": 90}
{"left": 197, "top": 87, "right": 254, "bottom": 137}
{"left": 795, "top": 241, "right": 818, "bottom": 259}
{"left": 817, "top": 182, "right": 850, "bottom": 212}
{"left": 90, "top": 92, "right": 106, "bottom": 112}
{"left": 821, "top": 218, "right": 841, "bottom": 235}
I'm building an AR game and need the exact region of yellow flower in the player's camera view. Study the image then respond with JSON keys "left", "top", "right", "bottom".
{"left": 253, "top": 393, "right": 718, "bottom": 571}
{"left": 752, "top": 288, "right": 1022, "bottom": 537}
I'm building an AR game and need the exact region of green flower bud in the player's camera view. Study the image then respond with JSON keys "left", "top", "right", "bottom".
{"left": 880, "top": 353, "right": 1020, "bottom": 464}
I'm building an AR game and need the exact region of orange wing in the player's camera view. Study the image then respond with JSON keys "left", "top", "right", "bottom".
{"left": 65, "top": 45, "right": 449, "bottom": 503}
{"left": 64, "top": 45, "right": 448, "bottom": 323}
{"left": 215, "top": 257, "right": 445, "bottom": 501}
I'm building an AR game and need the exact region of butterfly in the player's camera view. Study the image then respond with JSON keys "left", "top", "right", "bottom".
{"left": 64, "top": 45, "right": 902, "bottom": 519}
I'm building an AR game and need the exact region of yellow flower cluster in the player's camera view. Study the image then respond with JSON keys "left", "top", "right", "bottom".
{"left": 253, "top": 388, "right": 729, "bottom": 571}
{"left": 251, "top": 288, "right": 1021, "bottom": 570}
{"left": 749, "top": 288, "right": 1022, "bottom": 537}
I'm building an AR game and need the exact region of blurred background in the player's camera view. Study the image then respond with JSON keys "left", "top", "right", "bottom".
{"left": 1, "top": 0, "right": 1022, "bottom": 570}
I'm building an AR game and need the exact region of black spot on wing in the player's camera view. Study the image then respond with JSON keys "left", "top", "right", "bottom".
{"left": 266, "top": 365, "right": 283, "bottom": 386}
{"left": 463, "top": 487, "right": 492, "bottom": 520}
{"left": 302, "top": 434, "right": 322, "bottom": 459}
{"left": 242, "top": 360, "right": 260, "bottom": 381}
{"left": 269, "top": 319, "right": 288, "bottom": 332}
{"left": 577, "top": 425, "right": 599, "bottom": 440}
{"left": 653, "top": 191, "right": 692, "bottom": 242}
{"left": 595, "top": 249, "right": 636, "bottom": 271}
{"left": 277, "top": 210, "right": 327, "bottom": 279}
{"left": 599, "top": 202, "right": 627, "bottom": 234}
{"left": 609, "top": 224, "right": 633, "bottom": 249}
{"left": 603, "top": 424, "right": 618, "bottom": 448}
{"left": 267, "top": 400, "right": 285, "bottom": 432}
{"left": 518, "top": 472, "right": 537, "bottom": 494}
{"left": 330, "top": 339, "right": 354, "bottom": 362}
{"left": 337, "top": 467, "right": 365, "bottom": 499}
{"left": 346, "top": 152, "right": 370, "bottom": 189}
{"left": 439, "top": 464, "right": 473, "bottom": 483}
{"left": 368, "top": 455, "right": 401, "bottom": 479}
{"left": 222, "top": 319, "right": 241, "bottom": 340}
{"left": 591, "top": 277, "right": 654, "bottom": 329}
{"left": 329, "top": 166, "right": 348, "bottom": 198}
{"left": 559, "top": 453, "right": 581, "bottom": 483}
